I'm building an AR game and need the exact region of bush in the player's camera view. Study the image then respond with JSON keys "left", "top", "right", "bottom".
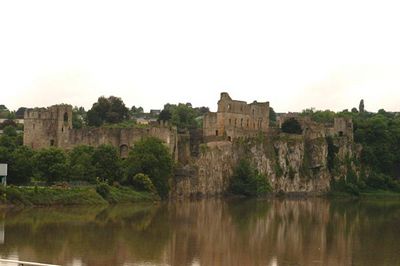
{"left": 229, "top": 159, "right": 271, "bottom": 197}
{"left": 128, "top": 173, "right": 156, "bottom": 193}
{"left": 366, "top": 172, "right": 387, "bottom": 190}
{"left": 96, "top": 182, "right": 111, "bottom": 199}
{"left": 4, "top": 186, "right": 31, "bottom": 205}
{"left": 330, "top": 177, "right": 359, "bottom": 196}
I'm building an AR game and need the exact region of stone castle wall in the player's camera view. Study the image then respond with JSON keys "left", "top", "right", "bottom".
{"left": 24, "top": 105, "right": 179, "bottom": 159}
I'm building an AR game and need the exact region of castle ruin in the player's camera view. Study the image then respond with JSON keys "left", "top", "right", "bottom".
{"left": 23, "top": 92, "right": 353, "bottom": 160}
{"left": 24, "top": 105, "right": 178, "bottom": 159}
{"left": 203, "top": 92, "right": 270, "bottom": 141}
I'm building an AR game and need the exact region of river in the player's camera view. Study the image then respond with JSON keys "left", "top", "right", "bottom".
{"left": 0, "top": 198, "right": 399, "bottom": 266}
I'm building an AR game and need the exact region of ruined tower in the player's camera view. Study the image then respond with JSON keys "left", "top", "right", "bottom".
{"left": 203, "top": 92, "right": 270, "bottom": 141}
{"left": 23, "top": 105, "right": 72, "bottom": 149}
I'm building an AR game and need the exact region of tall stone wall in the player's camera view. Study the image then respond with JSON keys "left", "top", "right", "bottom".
{"left": 24, "top": 105, "right": 179, "bottom": 158}
{"left": 65, "top": 126, "right": 178, "bottom": 158}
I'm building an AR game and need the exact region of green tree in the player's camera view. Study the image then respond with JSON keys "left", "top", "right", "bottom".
{"left": 34, "top": 147, "right": 68, "bottom": 183}
{"left": 68, "top": 145, "right": 96, "bottom": 182}
{"left": 171, "top": 103, "right": 197, "bottom": 129}
{"left": 8, "top": 146, "right": 35, "bottom": 185}
{"left": 0, "top": 105, "right": 9, "bottom": 119}
{"left": 3, "top": 125, "right": 17, "bottom": 136}
{"left": 193, "top": 106, "right": 210, "bottom": 116}
{"left": 15, "top": 107, "right": 27, "bottom": 119}
{"left": 92, "top": 145, "right": 122, "bottom": 183}
{"left": 158, "top": 109, "right": 172, "bottom": 122}
{"left": 86, "top": 96, "right": 129, "bottom": 126}
{"left": 0, "top": 119, "right": 17, "bottom": 129}
{"left": 281, "top": 118, "right": 302, "bottom": 134}
{"left": 229, "top": 159, "right": 271, "bottom": 197}
{"left": 130, "top": 106, "right": 144, "bottom": 115}
{"left": 0, "top": 126, "right": 21, "bottom": 151}
{"left": 124, "top": 137, "right": 173, "bottom": 198}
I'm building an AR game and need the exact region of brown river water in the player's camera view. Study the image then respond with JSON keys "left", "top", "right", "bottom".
{"left": 0, "top": 198, "right": 399, "bottom": 266}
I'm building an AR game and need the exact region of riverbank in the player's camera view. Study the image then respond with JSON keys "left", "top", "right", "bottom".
{"left": 327, "top": 189, "right": 400, "bottom": 199}
{"left": 0, "top": 185, "right": 157, "bottom": 207}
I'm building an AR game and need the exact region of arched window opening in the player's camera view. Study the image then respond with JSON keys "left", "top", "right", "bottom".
{"left": 216, "top": 130, "right": 219, "bottom": 136}
{"left": 63, "top": 112, "right": 68, "bottom": 123}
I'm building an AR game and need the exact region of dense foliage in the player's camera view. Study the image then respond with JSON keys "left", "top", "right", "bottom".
{"left": 123, "top": 137, "right": 173, "bottom": 198}
{"left": 158, "top": 103, "right": 209, "bottom": 129}
{"left": 315, "top": 106, "right": 400, "bottom": 194}
{"left": 301, "top": 108, "right": 336, "bottom": 123}
{"left": 229, "top": 159, "right": 271, "bottom": 197}
{"left": 86, "top": 96, "right": 129, "bottom": 126}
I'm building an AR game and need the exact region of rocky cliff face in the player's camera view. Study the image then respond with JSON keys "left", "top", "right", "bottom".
{"left": 171, "top": 133, "right": 360, "bottom": 199}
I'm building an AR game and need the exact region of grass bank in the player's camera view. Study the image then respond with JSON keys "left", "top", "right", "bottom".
{"left": 0, "top": 185, "right": 157, "bottom": 207}
{"left": 327, "top": 190, "right": 400, "bottom": 199}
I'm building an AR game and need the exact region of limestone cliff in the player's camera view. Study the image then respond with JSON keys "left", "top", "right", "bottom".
{"left": 171, "top": 133, "right": 361, "bottom": 198}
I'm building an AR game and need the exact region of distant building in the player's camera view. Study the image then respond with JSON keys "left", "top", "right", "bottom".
{"left": 136, "top": 118, "right": 149, "bottom": 125}
{"left": 150, "top": 109, "right": 161, "bottom": 116}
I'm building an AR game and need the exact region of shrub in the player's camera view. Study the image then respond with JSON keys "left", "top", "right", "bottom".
{"left": 96, "top": 182, "right": 111, "bottom": 199}
{"left": 366, "top": 172, "right": 387, "bottom": 190}
{"left": 229, "top": 159, "right": 271, "bottom": 197}
{"left": 128, "top": 173, "right": 156, "bottom": 193}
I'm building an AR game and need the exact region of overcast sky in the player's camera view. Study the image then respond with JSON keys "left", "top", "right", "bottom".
{"left": 1, "top": 0, "right": 400, "bottom": 112}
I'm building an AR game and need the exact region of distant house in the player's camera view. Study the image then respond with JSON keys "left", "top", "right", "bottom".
{"left": 136, "top": 118, "right": 149, "bottom": 125}
{"left": 150, "top": 109, "right": 161, "bottom": 116}
{"left": 136, "top": 117, "right": 158, "bottom": 125}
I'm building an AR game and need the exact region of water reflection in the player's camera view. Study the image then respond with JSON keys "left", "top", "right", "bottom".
{"left": 0, "top": 199, "right": 399, "bottom": 266}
